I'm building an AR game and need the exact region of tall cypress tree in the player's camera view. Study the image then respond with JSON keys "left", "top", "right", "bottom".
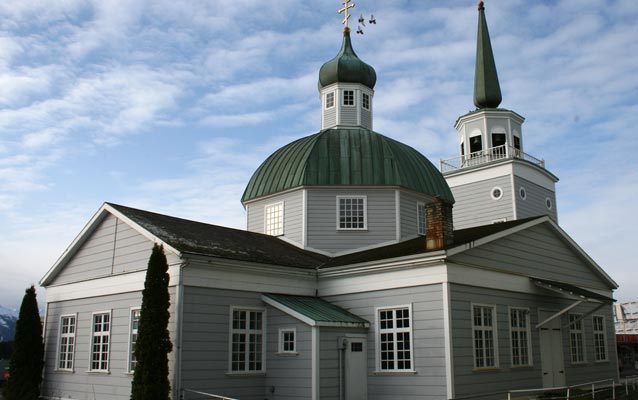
{"left": 130, "top": 244, "right": 173, "bottom": 400}
{"left": 3, "top": 286, "right": 43, "bottom": 400}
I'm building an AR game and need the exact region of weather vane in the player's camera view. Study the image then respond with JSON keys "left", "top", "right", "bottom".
{"left": 338, "top": 0, "right": 355, "bottom": 29}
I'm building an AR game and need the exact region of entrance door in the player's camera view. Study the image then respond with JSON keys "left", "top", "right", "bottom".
{"left": 344, "top": 336, "right": 367, "bottom": 400}
{"left": 539, "top": 310, "right": 566, "bottom": 388}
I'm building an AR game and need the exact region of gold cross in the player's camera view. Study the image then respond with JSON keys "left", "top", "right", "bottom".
{"left": 338, "top": 0, "right": 355, "bottom": 28}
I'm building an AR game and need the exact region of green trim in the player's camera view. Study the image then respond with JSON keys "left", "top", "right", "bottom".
{"left": 242, "top": 128, "right": 454, "bottom": 203}
{"left": 263, "top": 294, "right": 369, "bottom": 327}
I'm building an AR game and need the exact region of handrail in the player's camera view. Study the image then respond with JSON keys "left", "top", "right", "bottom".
{"left": 507, "top": 378, "right": 618, "bottom": 400}
{"left": 181, "top": 389, "right": 239, "bottom": 400}
{"left": 439, "top": 144, "right": 545, "bottom": 173}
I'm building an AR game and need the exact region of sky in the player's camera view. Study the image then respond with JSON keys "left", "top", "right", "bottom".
{"left": 0, "top": 0, "right": 636, "bottom": 310}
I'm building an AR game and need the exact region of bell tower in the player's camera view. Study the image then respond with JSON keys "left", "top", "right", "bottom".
{"left": 440, "top": 1, "right": 559, "bottom": 229}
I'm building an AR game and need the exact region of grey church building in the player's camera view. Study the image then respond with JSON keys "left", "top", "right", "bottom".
{"left": 39, "top": 3, "right": 619, "bottom": 400}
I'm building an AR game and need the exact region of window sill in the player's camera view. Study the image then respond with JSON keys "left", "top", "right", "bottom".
{"left": 87, "top": 370, "right": 110, "bottom": 375}
{"left": 510, "top": 365, "right": 534, "bottom": 370}
{"left": 472, "top": 367, "right": 502, "bottom": 372}
{"left": 594, "top": 360, "right": 609, "bottom": 364}
{"left": 571, "top": 361, "right": 588, "bottom": 366}
{"left": 275, "top": 352, "right": 299, "bottom": 357}
{"left": 225, "top": 372, "right": 266, "bottom": 377}
{"left": 54, "top": 369, "right": 74, "bottom": 374}
{"left": 336, "top": 228, "right": 368, "bottom": 232}
{"left": 373, "top": 370, "right": 417, "bottom": 376}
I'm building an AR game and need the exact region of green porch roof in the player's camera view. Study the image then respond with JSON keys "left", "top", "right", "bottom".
{"left": 242, "top": 127, "right": 454, "bottom": 203}
{"left": 262, "top": 294, "right": 369, "bottom": 328}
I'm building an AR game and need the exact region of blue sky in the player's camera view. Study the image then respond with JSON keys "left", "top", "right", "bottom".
{"left": 0, "top": 0, "right": 636, "bottom": 309}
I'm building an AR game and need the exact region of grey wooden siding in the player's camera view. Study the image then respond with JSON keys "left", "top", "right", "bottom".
{"left": 515, "top": 176, "right": 557, "bottom": 222}
{"left": 449, "top": 223, "right": 609, "bottom": 290}
{"left": 180, "top": 286, "right": 266, "bottom": 400}
{"left": 399, "top": 190, "right": 432, "bottom": 240}
{"left": 361, "top": 108, "right": 372, "bottom": 129}
{"left": 42, "top": 289, "right": 177, "bottom": 400}
{"left": 450, "top": 283, "right": 618, "bottom": 399}
{"left": 324, "top": 104, "right": 337, "bottom": 128}
{"left": 340, "top": 99, "right": 357, "bottom": 125}
{"left": 51, "top": 213, "right": 180, "bottom": 285}
{"left": 246, "top": 190, "right": 304, "bottom": 246}
{"left": 306, "top": 188, "right": 396, "bottom": 254}
{"left": 449, "top": 175, "right": 513, "bottom": 229}
{"left": 265, "top": 307, "right": 312, "bottom": 399}
{"left": 324, "top": 285, "right": 447, "bottom": 400}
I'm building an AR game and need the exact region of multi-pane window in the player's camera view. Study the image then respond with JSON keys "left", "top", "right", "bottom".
{"left": 362, "top": 93, "right": 370, "bottom": 110}
{"left": 593, "top": 316, "right": 607, "bottom": 362}
{"left": 343, "top": 90, "right": 354, "bottom": 106}
{"left": 377, "top": 306, "right": 413, "bottom": 371}
{"left": 510, "top": 308, "right": 531, "bottom": 366}
{"left": 90, "top": 312, "right": 111, "bottom": 371}
{"left": 265, "top": 202, "right": 284, "bottom": 236}
{"left": 326, "top": 92, "right": 335, "bottom": 109}
{"left": 58, "top": 315, "right": 76, "bottom": 370}
{"left": 230, "top": 308, "right": 264, "bottom": 372}
{"left": 417, "top": 202, "right": 426, "bottom": 236}
{"left": 279, "top": 328, "right": 296, "bottom": 353}
{"left": 337, "top": 196, "right": 366, "bottom": 230}
{"left": 569, "top": 314, "right": 585, "bottom": 363}
{"left": 129, "top": 309, "right": 141, "bottom": 372}
{"left": 472, "top": 305, "right": 497, "bottom": 368}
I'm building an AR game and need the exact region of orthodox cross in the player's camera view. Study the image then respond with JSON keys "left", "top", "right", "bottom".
{"left": 338, "top": 0, "right": 355, "bottom": 28}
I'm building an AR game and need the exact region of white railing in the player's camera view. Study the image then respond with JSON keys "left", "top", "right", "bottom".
{"left": 506, "top": 377, "right": 638, "bottom": 400}
{"left": 181, "top": 389, "right": 239, "bottom": 400}
{"left": 439, "top": 144, "right": 545, "bottom": 173}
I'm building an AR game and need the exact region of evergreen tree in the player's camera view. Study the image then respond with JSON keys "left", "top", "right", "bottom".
{"left": 130, "top": 244, "right": 173, "bottom": 400}
{"left": 3, "top": 286, "right": 43, "bottom": 400}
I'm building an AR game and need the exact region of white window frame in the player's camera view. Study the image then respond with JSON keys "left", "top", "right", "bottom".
{"left": 278, "top": 327, "right": 297, "bottom": 354}
{"left": 264, "top": 201, "right": 284, "bottom": 236}
{"left": 343, "top": 89, "right": 355, "bottom": 106}
{"left": 336, "top": 195, "right": 367, "bottom": 230}
{"left": 56, "top": 313, "right": 77, "bottom": 371}
{"left": 569, "top": 313, "right": 586, "bottom": 364}
{"left": 127, "top": 307, "right": 141, "bottom": 373}
{"left": 509, "top": 307, "right": 533, "bottom": 367}
{"left": 325, "top": 91, "right": 335, "bottom": 109}
{"left": 228, "top": 306, "right": 266, "bottom": 374}
{"left": 471, "top": 303, "right": 499, "bottom": 369}
{"left": 592, "top": 315, "right": 608, "bottom": 362}
{"left": 417, "top": 201, "right": 426, "bottom": 236}
{"left": 375, "top": 304, "right": 415, "bottom": 372}
{"left": 491, "top": 186, "right": 503, "bottom": 200}
{"left": 89, "top": 310, "right": 111, "bottom": 372}
{"left": 362, "top": 92, "right": 370, "bottom": 110}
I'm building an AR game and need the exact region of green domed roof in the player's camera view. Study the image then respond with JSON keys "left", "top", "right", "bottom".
{"left": 318, "top": 29, "right": 377, "bottom": 89}
{"left": 242, "top": 128, "right": 454, "bottom": 203}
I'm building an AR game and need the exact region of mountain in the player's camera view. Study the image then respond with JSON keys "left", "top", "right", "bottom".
{"left": 0, "top": 305, "right": 18, "bottom": 342}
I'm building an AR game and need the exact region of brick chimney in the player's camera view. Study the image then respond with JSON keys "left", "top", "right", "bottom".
{"left": 425, "top": 197, "right": 454, "bottom": 251}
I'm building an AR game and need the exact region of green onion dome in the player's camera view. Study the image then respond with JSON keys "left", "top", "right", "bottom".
{"left": 318, "top": 29, "right": 377, "bottom": 90}
{"left": 242, "top": 127, "right": 454, "bottom": 203}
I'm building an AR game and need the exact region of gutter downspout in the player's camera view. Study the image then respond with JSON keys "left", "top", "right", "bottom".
{"left": 312, "top": 326, "right": 321, "bottom": 400}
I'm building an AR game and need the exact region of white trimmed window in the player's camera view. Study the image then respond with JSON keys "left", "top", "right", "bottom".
{"left": 326, "top": 91, "right": 335, "bottom": 109}
{"left": 569, "top": 314, "right": 585, "bottom": 363}
{"left": 337, "top": 196, "right": 367, "bottom": 230}
{"left": 593, "top": 315, "right": 607, "bottom": 362}
{"left": 343, "top": 90, "right": 354, "bottom": 106}
{"left": 362, "top": 93, "right": 370, "bottom": 110}
{"left": 472, "top": 304, "right": 498, "bottom": 368}
{"left": 90, "top": 312, "right": 111, "bottom": 371}
{"left": 278, "top": 328, "right": 296, "bottom": 354}
{"left": 57, "top": 314, "right": 76, "bottom": 371}
{"left": 265, "top": 202, "right": 284, "bottom": 236}
{"left": 510, "top": 308, "right": 532, "bottom": 366}
{"left": 128, "top": 308, "right": 141, "bottom": 372}
{"left": 230, "top": 308, "right": 265, "bottom": 372}
{"left": 376, "top": 305, "right": 414, "bottom": 371}
{"left": 417, "top": 202, "right": 426, "bottom": 236}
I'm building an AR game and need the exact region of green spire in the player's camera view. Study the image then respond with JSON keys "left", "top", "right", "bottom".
{"left": 474, "top": 1, "right": 502, "bottom": 109}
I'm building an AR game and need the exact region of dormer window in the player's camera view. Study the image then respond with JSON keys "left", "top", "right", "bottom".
{"left": 362, "top": 93, "right": 370, "bottom": 110}
{"left": 417, "top": 202, "right": 426, "bottom": 236}
{"left": 337, "top": 196, "right": 366, "bottom": 230}
{"left": 343, "top": 90, "right": 354, "bottom": 106}
{"left": 265, "top": 202, "right": 284, "bottom": 236}
{"left": 325, "top": 92, "right": 335, "bottom": 109}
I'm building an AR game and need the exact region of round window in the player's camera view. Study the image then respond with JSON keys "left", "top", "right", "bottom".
{"left": 519, "top": 187, "right": 527, "bottom": 200}
{"left": 545, "top": 197, "right": 553, "bottom": 210}
{"left": 491, "top": 187, "right": 503, "bottom": 200}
